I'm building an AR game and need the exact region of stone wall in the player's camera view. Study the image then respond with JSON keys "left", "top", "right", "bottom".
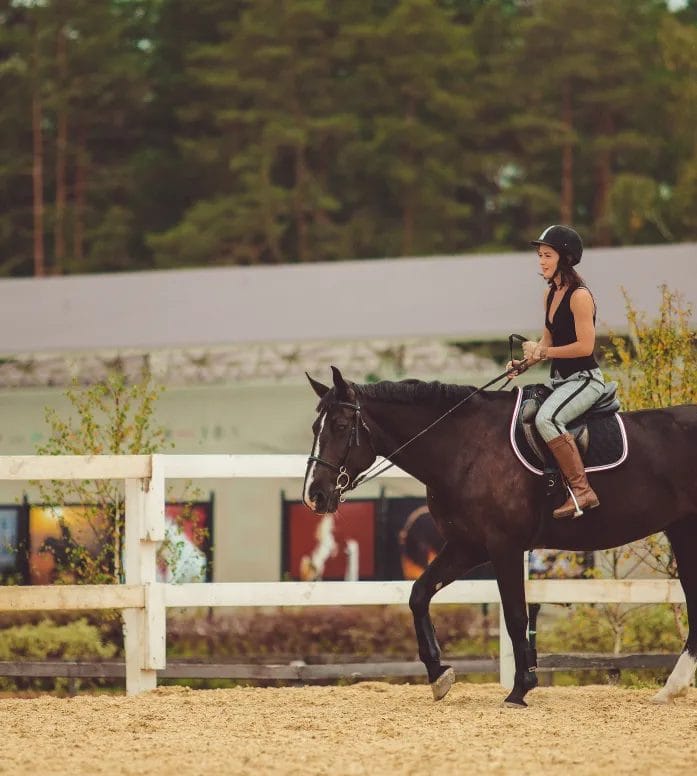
{"left": 0, "top": 338, "right": 498, "bottom": 388}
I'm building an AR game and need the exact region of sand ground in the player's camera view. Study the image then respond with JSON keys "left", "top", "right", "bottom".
{"left": 0, "top": 683, "right": 695, "bottom": 776}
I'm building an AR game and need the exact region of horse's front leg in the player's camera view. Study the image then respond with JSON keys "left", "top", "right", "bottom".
{"left": 409, "top": 540, "right": 487, "bottom": 701}
{"left": 490, "top": 545, "right": 538, "bottom": 707}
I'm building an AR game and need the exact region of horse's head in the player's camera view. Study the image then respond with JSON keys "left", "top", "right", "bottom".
{"left": 303, "top": 366, "right": 376, "bottom": 514}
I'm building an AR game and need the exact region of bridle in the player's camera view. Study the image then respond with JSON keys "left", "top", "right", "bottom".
{"left": 306, "top": 400, "right": 372, "bottom": 502}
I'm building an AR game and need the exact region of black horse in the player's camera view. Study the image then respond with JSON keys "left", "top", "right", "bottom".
{"left": 302, "top": 366, "right": 697, "bottom": 707}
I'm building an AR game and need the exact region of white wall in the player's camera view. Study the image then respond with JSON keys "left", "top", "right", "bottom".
{"left": 0, "top": 379, "right": 430, "bottom": 581}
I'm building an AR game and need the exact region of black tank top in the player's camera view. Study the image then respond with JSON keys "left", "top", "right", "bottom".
{"left": 544, "top": 285, "right": 599, "bottom": 379}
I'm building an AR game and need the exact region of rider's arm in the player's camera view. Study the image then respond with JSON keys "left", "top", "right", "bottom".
{"left": 520, "top": 291, "right": 553, "bottom": 365}
{"left": 537, "top": 289, "right": 553, "bottom": 351}
{"left": 538, "top": 327, "right": 552, "bottom": 350}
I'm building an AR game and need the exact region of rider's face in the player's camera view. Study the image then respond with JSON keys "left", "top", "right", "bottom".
{"left": 537, "top": 245, "right": 560, "bottom": 282}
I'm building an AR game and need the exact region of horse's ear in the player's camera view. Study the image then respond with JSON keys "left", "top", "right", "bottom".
{"left": 306, "top": 372, "right": 330, "bottom": 399}
{"left": 331, "top": 365, "right": 351, "bottom": 401}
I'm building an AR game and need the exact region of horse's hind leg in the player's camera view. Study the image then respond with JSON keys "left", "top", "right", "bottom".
{"left": 409, "top": 540, "right": 487, "bottom": 700}
{"left": 652, "top": 518, "right": 697, "bottom": 705}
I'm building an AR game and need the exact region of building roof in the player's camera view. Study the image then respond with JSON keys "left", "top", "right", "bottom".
{"left": 1, "top": 242, "right": 695, "bottom": 356}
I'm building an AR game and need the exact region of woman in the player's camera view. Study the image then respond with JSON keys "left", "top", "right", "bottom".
{"left": 508, "top": 225, "right": 604, "bottom": 519}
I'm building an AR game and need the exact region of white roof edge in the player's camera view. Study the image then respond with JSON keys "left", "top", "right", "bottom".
{"left": 1, "top": 242, "right": 695, "bottom": 355}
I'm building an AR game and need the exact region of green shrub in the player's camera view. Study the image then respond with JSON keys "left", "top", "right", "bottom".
{"left": 540, "top": 604, "right": 683, "bottom": 654}
{"left": 539, "top": 605, "right": 615, "bottom": 654}
{"left": 0, "top": 617, "right": 117, "bottom": 661}
{"left": 166, "top": 605, "right": 489, "bottom": 660}
{"left": 538, "top": 604, "right": 682, "bottom": 687}
{"left": 0, "top": 617, "right": 118, "bottom": 693}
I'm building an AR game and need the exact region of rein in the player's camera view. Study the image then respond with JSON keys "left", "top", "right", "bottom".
{"left": 308, "top": 335, "right": 530, "bottom": 501}
{"left": 350, "top": 367, "right": 519, "bottom": 492}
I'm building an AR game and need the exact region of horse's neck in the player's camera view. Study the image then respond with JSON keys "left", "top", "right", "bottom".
{"left": 364, "top": 400, "right": 472, "bottom": 486}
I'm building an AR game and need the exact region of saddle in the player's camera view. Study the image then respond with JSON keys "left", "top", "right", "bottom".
{"left": 511, "top": 382, "right": 627, "bottom": 475}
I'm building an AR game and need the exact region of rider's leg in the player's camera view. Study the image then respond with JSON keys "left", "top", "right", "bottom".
{"left": 547, "top": 433, "right": 599, "bottom": 518}
{"left": 535, "top": 369, "right": 604, "bottom": 518}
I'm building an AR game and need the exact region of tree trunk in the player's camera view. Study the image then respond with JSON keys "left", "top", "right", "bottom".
{"left": 54, "top": 25, "right": 68, "bottom": 275}
{"left": 73, "top": 125, "right": 87, "bottom": 264}
{"left": 294, "top": 144, "right": 308, "bottom": 262}
{"left": 32, "top": 34, "right": 45, "bottom": 277}
{"left": 593, "top": 112, "right": 614, "bottom": 245}
{"left": 560, "top": 82, "right": 574, "bottom": 224}
{"left": 402, "top": 192, "right": 414, "bottom": 257}
{"left": 401, "top": 98, "right": 416, "bottom": 256}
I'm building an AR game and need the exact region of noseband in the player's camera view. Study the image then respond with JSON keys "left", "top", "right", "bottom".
{"left": 306, "top": 400, "right": 371, "bottom": 502}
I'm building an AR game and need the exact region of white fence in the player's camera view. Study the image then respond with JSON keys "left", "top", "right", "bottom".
{"left": 0, "top": 454, "right": 684, "bottom": 695}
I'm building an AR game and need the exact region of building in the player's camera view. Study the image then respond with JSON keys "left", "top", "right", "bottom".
{"left": 0, "top": 242, "right": 694, "bottom": 581}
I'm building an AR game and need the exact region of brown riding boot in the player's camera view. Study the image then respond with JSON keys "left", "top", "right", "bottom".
{"left": 547, "top": 433, "right": 600, "bottom": 519}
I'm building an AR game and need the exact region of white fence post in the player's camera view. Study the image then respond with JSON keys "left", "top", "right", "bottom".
{"left": 123, "top": 455, "right": 166, "bottom": 695}
{"left": 498, "top": 606, "right": 514, "bottom": 689}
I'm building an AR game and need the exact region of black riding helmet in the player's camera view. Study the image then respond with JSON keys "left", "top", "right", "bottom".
{"left": 530, "top": 225, "right": 583, "bottom": 266}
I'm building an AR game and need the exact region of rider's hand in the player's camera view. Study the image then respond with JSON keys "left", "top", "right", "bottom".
{"left": 522, "top": 340, "right": 539, "bottom": 363}
{"left": 506, "top": 359, "right": 527, "bottom": 379}
{"left": 522, "top": 340, "right": 548, "bottom": 364}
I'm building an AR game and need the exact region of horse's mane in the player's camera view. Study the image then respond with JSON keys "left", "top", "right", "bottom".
{"left": 317, "top": 379, "right": 483, "bottom": 412}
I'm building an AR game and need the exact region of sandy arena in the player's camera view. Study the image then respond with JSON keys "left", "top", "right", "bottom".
{"left": 1, "top": 683, "right": 696, "bottom": 775}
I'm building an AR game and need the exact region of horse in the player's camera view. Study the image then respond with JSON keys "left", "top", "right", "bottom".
{"left": 302, "top": 366, "right": 697, "bottom": 707}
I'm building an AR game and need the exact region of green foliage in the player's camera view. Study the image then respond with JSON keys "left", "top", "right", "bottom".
{"left": 39, "top": 371, "right": 167, "bottom": 458}
{"left": 604, "top": 286, "right": 697, "bottom": 411}
{"left": 539, "top": 605, "right": 615, "bottom": 653}
{"left": 538, "top": 604, "right": 684, "bottom": 687}
{"left": 541, "top": 604, "right": 684, "bottom": 655}
{"left": 165, "top": 606, "right": 490, "bottom": 659}
{"left": 2, "top": 0, "right": 697, "bottom": 274}
{"left": 0, "top": 617, "right": 118, "bottom": 693}
{"left": 608, "top": 174, "right": 672, "bottom": 244}
{"left": 0, "top": 617, "right": 117, "bottom": 661}
{"left": 598, "top": 287, "right": 696, "bottom": 640}
{"left": 36, "top": 370, "right": 169, "bottom": 584}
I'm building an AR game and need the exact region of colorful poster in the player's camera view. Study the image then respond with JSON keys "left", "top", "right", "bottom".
{"left": 29, "top": 500, "right": 213, "bottom": 585}
{"left": 282, "top": 500, "right": 376, "bottom": 581}
{"left": 29, "top": 505, "right": 110, "bottom": 585}
{"left": 158, "top": 502, "right": 213, "bottom": 583}
{"left": 380, "top": 497, "right": 444, "bottom": 581}
{"left": 0, "top": 506, "right": 22, "bottom": 576}
{"left": 379, "top": 497, "right": 495, "bottom": 581}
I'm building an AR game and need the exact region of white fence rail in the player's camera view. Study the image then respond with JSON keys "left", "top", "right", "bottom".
{"left": 0, "top": 455, "right": 684, "bottom": 694}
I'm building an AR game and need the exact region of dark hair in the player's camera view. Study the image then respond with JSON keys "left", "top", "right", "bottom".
{"left": 547, "top": 253, "right": 585, "bottom": 291}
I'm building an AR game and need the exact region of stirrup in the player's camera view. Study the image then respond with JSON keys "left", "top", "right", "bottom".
{"left": 567, "top": 484, "right": 583, "bottom": 518}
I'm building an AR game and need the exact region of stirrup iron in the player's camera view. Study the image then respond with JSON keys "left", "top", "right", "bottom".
{"left": 566, "top": 482, "right": 583, "bottom": 518}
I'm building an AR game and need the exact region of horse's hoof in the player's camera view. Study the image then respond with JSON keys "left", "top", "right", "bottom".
{"left": 650, "top": 687, "right": 684, "bottom": 705}
{"left": 503, "top": 694, "right": 528, "bottom": 708}
{"left": 430, "top": 666, "right": 455, "bottom": 701}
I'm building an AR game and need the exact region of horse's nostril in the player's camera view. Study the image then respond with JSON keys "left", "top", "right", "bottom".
{"left": 313, "top": 490, "right": 327, "bottom": 512}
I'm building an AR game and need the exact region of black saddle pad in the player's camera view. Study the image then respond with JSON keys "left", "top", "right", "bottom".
{"left": 510, "top": 385, "right": 627, "bottom": 475}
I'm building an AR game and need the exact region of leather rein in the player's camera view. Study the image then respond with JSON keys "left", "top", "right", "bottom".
{"left": 307, "top": 345, "right": 528, "bottom": 503}
{"left": 307, "top": 334, "right": 527, "bottom": 503}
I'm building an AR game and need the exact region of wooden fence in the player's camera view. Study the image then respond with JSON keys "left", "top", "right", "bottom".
{"left": 0, "top": 653, "right": 679, "bottom": 695}
{"left": 0, "top": 455, "right": 684, "bottom": 695}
